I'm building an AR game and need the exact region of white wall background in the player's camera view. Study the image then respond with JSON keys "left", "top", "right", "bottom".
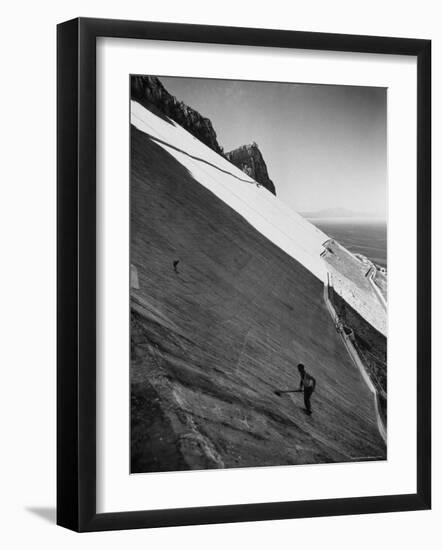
{"left": 0, "top": 1, "right": 439, "bottom": 548}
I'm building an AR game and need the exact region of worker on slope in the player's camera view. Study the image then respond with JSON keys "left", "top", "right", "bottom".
{"left": 298, "top": 363, "right": 316, "bottom": 415}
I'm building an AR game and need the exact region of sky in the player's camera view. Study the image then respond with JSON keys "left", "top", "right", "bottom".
{"left": 160, "top": 76, "right": 387, "bottom": 219}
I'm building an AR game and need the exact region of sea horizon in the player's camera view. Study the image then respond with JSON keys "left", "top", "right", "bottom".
{"left": 308, "top": 218, "right": 387, "bottom": 268}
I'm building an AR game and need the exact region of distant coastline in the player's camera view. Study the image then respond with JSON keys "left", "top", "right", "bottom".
{"left": 299, "top": 207, "right": 385, "bottom": 220}
{"left": 309, "top": 218, "right": 387, "bottom": 268}
{"left": 306, "top": 216, "right": 386, "bottom": 224}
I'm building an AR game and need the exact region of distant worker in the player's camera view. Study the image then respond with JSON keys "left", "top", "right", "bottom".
{"left": 335, "top": 319, "right": 344, "bottom": 333}
{"left": 173, "top": 259, "right": 180, "bottom": 274}
{"left": 298, "top": 363, "right": 316, "bottom": 415}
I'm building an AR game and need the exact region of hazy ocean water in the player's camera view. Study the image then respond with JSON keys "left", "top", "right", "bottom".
{"left": 310, "top": 218, "right": 387, "bottom": 268}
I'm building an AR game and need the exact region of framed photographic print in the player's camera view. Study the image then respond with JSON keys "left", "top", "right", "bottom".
{"left": 57, "top": 18, "right": 431, "bottom": 532}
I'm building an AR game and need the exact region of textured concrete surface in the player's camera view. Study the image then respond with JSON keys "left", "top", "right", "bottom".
{"left": 130, "top": 121, "right": 386, "bottom": 473}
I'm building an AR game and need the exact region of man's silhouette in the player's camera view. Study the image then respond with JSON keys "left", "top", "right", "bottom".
{"left": 173, "top": 260, "right": 180, "bottom": 274}
{"left": 298, "top": 363, "right": 316, "bottom": 415}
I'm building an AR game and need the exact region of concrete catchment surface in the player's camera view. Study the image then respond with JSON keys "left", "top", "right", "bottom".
{"left": 130, "top": 102, "right": 386, "bottom": 472}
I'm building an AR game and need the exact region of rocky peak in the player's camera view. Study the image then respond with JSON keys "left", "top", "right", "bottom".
{"left": 226, "top": 143, "right": 276, "bottom": 195}
{"left": 131, "top": 76, "right": 277, "bottom": 195}
{"left": 131, "top": 75, "right": 224, "bottom": 155}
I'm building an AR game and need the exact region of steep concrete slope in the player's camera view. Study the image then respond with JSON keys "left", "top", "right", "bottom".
{"left": 131, "top": 100, "right": 386, "bottom": 336}
{"left": 131, "top": 100, "right": 329, "bottom": 283}
{"left": 130, "top": 123, "right": 386, "bottom": 472}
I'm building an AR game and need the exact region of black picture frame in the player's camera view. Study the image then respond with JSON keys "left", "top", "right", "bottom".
{"left": 57, "top": 17, "right": 431, "bottom": 532}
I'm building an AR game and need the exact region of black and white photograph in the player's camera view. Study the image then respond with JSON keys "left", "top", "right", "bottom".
{"left": 0, "top": 2, "right": 434, "bottom": 543}
{"left": 130, "top": 75, "right": 388, "bottom": 473}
